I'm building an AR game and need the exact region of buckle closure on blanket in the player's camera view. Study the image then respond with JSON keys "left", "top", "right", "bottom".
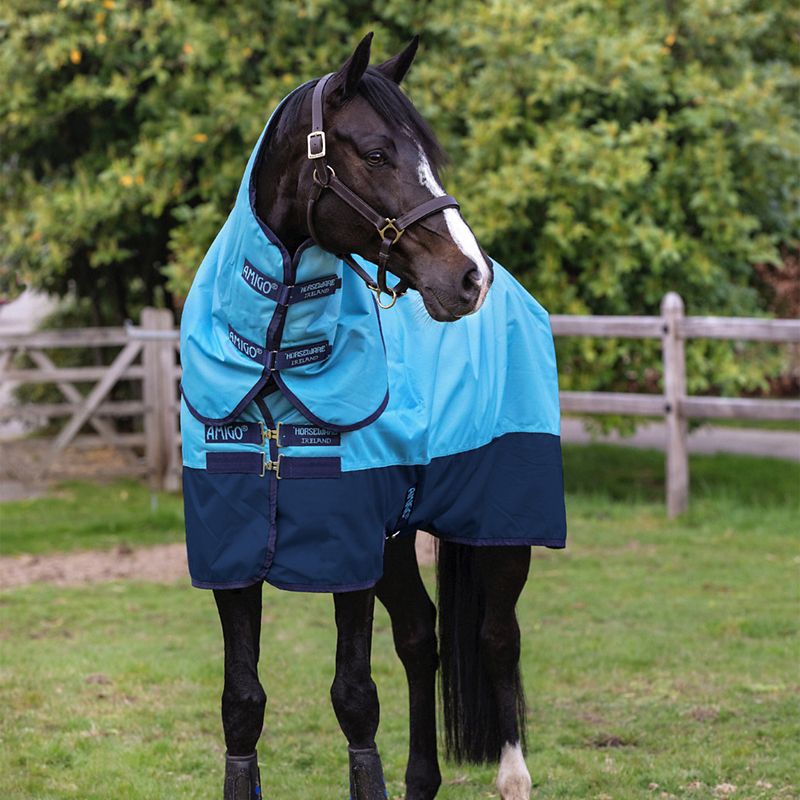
{"left": 262, "top": 453, "right": 283, "bottom": 479}
{"left": 262, "top": 422, "right": 280, "bottom": 446}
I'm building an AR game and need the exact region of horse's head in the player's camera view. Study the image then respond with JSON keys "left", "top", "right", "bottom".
{"left": 258, "top": 34, "right": 493, "bottom": 322}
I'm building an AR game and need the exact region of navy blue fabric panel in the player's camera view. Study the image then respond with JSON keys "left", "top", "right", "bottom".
{"left": 266, "top": 464, "right": 418, "bottom": 591}
{"left": 183, "top": 467, "right": 272, "bottom": 587}
{"left": 184, "top": 432, "right": 565, "bottom": 591}
{"left": 410, "top": 432, "right": 566, "bottom": 547}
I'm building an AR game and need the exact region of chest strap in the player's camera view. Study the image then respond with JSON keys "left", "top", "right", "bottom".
{"left": 206, "top": 452, "right": 341, "bottom": 479}
{"left": 228, "top": 324, "right": 331, "bottom": 370}
{"left": 242, "top": 259, "right": 342, "bottom": 306}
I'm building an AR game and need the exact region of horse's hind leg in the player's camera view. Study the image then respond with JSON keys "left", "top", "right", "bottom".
{"left": 214, "top": 582, "right": 266, "bottom": 800}
{"left": 376, "top": 533, "right": 441, "bottom": 800}
{"left": 331, "top": 588, "right": 387, "bottom": 800}
{"left": 475, "top": 546, "right": 532, "bottom": 800}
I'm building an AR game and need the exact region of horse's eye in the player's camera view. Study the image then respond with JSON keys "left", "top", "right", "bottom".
{"left": 365, "top": 150, "right": 385, "bottom": 166}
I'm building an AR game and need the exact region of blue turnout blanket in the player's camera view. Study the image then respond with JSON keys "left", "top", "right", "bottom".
{"left": 180, "top": 91, "right": 567, "bottom": 592}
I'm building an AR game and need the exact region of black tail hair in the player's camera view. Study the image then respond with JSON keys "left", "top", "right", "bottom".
{"left": 437, "top": 540, "right": 527, "bottom": 764}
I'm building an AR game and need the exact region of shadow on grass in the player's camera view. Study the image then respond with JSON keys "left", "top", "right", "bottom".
{"left": 563, "top": 443, "right": 800, "bottom": 507}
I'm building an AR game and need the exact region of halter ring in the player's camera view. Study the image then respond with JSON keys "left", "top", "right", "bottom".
{"left": 312, "top": 165, "right": 336, "bottom": 186}
{"left": 370, "top": 284, "right": 398, "bottom": 310}
{"left": 378, "top": 218, "right": 404, "bottom": 245}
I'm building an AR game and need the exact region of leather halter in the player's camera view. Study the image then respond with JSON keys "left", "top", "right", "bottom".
{"left": 305, "top": 73, "right": 460, "bottom": 309}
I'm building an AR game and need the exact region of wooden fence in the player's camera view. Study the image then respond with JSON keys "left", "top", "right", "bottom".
{"left": 0, "top": 308, "right": 181, "bottom": 492}
{"left": 1, "top": 294, "right": 798, "bottom": 514}
{"left": 551, "top": 292, "right": 800, "bottom": 516}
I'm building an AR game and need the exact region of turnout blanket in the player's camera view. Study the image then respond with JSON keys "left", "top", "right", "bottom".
{"left": 180, "top": 90, "right": 567, "bottom": 592}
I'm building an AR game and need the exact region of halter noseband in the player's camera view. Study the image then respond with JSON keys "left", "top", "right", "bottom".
{"left": 305, "top": 73, "right": 460, "bottom": 309}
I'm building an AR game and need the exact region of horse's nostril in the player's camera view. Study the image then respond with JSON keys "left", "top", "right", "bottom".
{"left": 462, "top": 267, "right": 481, "bottom": 294}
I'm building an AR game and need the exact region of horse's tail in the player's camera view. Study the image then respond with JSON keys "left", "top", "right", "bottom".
{"left": 437, "top": 540, "right": 527, "bottom": 764}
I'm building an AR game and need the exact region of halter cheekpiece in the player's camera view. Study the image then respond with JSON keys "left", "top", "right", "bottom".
{"left": 305, "top": 73, "right": 460, "bottom": 309}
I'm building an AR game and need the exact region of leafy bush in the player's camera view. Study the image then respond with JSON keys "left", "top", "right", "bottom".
{"left": 2, "top": 0, "right": 797, "bottom": 394}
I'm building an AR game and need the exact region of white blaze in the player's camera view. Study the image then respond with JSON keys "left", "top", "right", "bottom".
{"left": 496, "top": 742, "right": 532, "bottom": 800}
{"left": 416, "top": 147, "right": 490, "bottom": 308}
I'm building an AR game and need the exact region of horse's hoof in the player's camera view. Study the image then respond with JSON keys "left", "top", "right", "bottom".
{"left": 224, "top": 751, "right": 262, "bottom": 800}
{"left": 349, "top": 746, "right": 387, "bottom": 800}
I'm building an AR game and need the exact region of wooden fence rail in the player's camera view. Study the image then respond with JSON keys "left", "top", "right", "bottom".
{"left": 552, "top": 292, "right": 800, "bottom": 516}
{"left": 1, "top": 294, "right": 798, "bottom": 513}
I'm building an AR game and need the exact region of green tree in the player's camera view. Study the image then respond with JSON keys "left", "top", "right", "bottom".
{"left": 2, "top": 0, "right": 798, "bottom": 395}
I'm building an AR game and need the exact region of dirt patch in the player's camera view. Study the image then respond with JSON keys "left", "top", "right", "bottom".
{"left": 0, "top": 543, "right": 188, "bottom": 590}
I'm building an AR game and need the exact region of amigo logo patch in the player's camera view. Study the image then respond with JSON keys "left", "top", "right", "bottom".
{"left": 242, "top": 259, "right": 281, "bottom": 301}
{"left": 204, "top": 422, "right": 263, "bottom": 445}
{"left": 227, "top": 324, "right": 265, "bottom": 363}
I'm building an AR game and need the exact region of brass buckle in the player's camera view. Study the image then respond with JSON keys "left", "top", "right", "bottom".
{"left": 369, "top": 283, "right": 398, "bottom": 310}
{"left": 263, "top": 422, "right": 284, "bottom": 446}
{"left": 263, "top": 454, "right": 283, "bottom": 479}
{"left": 307, "top": 131, "right": 326, "bottom": 159}
{"left": 377, "top": 219, "right": 404, "bottom": 245}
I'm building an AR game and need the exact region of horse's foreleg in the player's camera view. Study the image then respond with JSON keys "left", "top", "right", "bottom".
{"left": 376, "top": 533, "right": 441, "bottom": 800}
{"left": 475, "top": 546, "right": 532, "bottom": 800}
{"left": 214, "top": 582, "right": 266, "bottom": 800}
{"left": 331, "top": 588, "right": 386, "bottom": 800}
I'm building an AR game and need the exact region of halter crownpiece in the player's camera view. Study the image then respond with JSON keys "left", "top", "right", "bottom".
{"left": 305, "top": 73, "right": 460, "bottom": 309}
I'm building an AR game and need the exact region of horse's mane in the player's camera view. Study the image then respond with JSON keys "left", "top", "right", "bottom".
{"left": 265, "top": 68, "right": 447, "bottom": 170}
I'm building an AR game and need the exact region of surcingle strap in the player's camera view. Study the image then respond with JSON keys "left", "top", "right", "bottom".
{"left": 227, "top": 325, "right": 331, "bottom": 370}
{"left": 205, "top": 452, "right": 341, "bottom": 479}
{"left": 242, "top": 259, "right": 341, "bottom": 305}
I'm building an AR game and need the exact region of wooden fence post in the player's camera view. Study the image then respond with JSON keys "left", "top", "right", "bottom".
{"left": 141, "top": 308, "right": 178, "bottom": 491}
{"left": 157, "top": 314, "right": 180, "bottom": 493}
{"left": 661, "top": 292, "right": 688, "bottom": 517}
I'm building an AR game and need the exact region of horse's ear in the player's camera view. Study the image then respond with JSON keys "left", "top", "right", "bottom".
{"left": 375, "top": 35, "right": 419, "bottom": 85}
{"left": 328, "top": 32, "right": 373, "bottom": 102}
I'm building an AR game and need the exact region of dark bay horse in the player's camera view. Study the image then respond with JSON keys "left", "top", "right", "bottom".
{"left": 181, "top": 33, "right": 566, "bottom": 800}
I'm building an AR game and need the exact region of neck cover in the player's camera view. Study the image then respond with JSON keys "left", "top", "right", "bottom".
{"left": 180, "top": 86, "right": 389, "bottom": 431}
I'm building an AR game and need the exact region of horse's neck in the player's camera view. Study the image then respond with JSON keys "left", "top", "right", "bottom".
{"left": 255, "top": 143, "right": 308, "bottom": 258}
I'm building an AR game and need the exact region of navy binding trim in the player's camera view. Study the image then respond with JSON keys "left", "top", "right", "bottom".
{"left": 242, "top": 259, "right": 342, "bottom": 305}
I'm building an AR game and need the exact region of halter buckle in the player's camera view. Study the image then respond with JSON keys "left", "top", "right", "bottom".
{"left": 378, "top": 219, "right": 404, "bottom": 245}
{"left": 307, "top": 131, "right": 326, "bottom": 159}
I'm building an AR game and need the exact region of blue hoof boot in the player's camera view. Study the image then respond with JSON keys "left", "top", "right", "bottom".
{"left": 224, "top": 751, "right": 261, "bottom": 800}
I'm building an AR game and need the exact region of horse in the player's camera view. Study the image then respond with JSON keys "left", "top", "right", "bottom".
{"left": 178, "top": 33, "right": 566, "bottom": 800}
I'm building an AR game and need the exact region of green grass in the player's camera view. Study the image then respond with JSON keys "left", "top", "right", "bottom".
{"left": 1, "top": 448, "right": 798, "bottom": 799}
{"left": 0, "top": 480, "right": 185, "bottom": 556}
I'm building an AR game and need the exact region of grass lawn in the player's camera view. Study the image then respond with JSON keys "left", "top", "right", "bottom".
{"left": 0, "top": 446, "right": 798, "bottom": 799}
{"left": 0, "top": 479, "right": 185, "bottom": 556}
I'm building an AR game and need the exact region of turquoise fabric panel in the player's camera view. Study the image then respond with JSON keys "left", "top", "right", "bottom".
{"left": 256, "top": 260, "right": 561, "bottom": 472}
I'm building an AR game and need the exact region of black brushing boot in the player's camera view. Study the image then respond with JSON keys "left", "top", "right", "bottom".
{"left": 349, "top": 746, "right": 387, "bottom": 800}
{"left": 224, "top": 752, "right": 262, "bottom": 800}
